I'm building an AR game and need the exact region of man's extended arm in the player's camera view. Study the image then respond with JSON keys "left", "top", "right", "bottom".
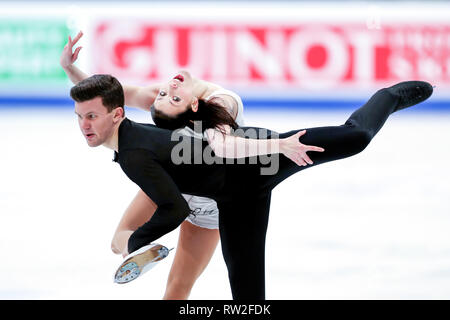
{"left": 118, "top": 149, "right": 190, "bottom": 253}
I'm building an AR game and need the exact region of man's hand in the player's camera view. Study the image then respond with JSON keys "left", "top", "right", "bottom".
{"left": 60, "top": 31, "right": 83, "bottom": 69}
{"left": 280, "top": 130, "right": 325, "bottom": 166}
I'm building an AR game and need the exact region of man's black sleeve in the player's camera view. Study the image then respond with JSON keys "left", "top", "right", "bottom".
{"left": 118, "top": 149, "right": 190, "bottom": 253}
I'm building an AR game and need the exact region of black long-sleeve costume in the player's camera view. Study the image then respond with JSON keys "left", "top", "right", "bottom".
{"left": 113, "top": 87, "right": 407, "bottom": 299}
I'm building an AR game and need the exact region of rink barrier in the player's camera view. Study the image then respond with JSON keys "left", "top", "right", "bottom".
{"left": 0, "top": 96, "right": 447, "bottom": 112}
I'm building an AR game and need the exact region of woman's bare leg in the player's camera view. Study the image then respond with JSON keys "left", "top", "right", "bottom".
{"left": 111, "top": 189, "right": 158, "bottom": 257}
{"left": 163, "top": 220, "right": 220, "bottom": 300}
{"left": 111, "top": 190, "right": 219, "bottom": 299}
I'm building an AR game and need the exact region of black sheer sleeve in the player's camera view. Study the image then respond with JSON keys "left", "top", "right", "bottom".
{"left": 118, "top": 149, "right": 190, "bottom": 253}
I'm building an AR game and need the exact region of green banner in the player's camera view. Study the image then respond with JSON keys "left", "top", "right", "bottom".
{"left": 0, "top": 20, "right": 69, "bottom": 84}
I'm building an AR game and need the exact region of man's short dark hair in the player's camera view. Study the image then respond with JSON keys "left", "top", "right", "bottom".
{"left": 70, "top": 74, "right": 125, "bottom": 115}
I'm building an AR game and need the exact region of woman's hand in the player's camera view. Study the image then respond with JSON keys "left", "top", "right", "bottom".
{"left": 60, "top": 31, "right": 83, "bottom": 69}
{"left": 280, "top": 130, "right": 325, "bottom": 166}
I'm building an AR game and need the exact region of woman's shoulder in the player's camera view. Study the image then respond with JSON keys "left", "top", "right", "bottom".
{"left": 206, "top": 89, "right": 245, "bottom": 125}
{"left": 206, "top": 87, "right": 239, "bottom": 100}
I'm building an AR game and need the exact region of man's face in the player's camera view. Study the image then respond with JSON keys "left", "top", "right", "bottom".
{"left": 74, "top": 96, "right": 116, "bottom": 147}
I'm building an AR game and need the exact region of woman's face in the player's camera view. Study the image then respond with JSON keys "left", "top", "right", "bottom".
{"left": 154, "top": 70, "right": 197, "bottom": 117}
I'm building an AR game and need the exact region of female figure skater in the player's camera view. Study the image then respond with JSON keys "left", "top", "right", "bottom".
{"left": 66, "top": 32, "right": 433, "bottom": 300}
{"left": 130, "top": 77, "right": 435, "bottom": 300}
{"left": 61, "top": 31, "right": 318, "bottom": 299}
{"left": 70, "top": 73, "right": 432, "bottom": 300}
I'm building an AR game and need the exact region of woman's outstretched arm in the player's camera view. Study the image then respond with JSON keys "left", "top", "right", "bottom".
{"left": 205, "top": 126, "right": 324, "bottom": 166}
{"left": 60, "top": 30, "right": 161, "bottom": 112}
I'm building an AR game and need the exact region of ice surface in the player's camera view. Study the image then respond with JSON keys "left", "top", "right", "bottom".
{"left": 0, "top": 106, "right": 449, "bottom": 299}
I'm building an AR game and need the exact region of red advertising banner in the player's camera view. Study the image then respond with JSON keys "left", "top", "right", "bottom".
{"left": 91, "top": 21, "right": 450, "bottom": 93}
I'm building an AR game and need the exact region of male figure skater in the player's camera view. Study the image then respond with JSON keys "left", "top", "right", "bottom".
{"left": 71, "top": 74, "right": 432, "bottom": 299}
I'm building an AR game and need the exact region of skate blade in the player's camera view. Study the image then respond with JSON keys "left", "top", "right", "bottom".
{"left": 114, "top": 261, "right": 141, "bottom": 284}
{"left": 114, "top": 244, "right": 171, "bottom": 284}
